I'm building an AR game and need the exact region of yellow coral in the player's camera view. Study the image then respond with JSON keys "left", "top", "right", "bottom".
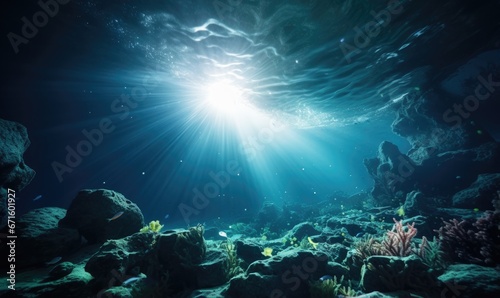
{"left": 140, "top": 220, "right": 164, "bottom": 233}
{"left": 396, "top": 206, "right": 405, "bottom": 217}
{"left": 307, "top": 237, "right": 318, "bottom": 249}
{"left": 262, "top": 247, "right": 273, "bottom": 257}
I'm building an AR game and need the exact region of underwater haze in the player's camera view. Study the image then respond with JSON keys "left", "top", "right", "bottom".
{"left": 1, "top": 0, "right": 500, "bottom": 297}
{"left": 3, "top": 0, "right": 428, "bottom": 223}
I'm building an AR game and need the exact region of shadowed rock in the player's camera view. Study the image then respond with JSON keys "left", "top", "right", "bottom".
{"left": 0, "top": 118, "right": 36, "bottom": 229}
{"left": 59, "top": 189, "right": 144, "bottom": 244}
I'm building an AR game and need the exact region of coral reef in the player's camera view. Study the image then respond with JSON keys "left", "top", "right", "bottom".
{"left": 436, "top": 193, "right": 500, "bottom": 266}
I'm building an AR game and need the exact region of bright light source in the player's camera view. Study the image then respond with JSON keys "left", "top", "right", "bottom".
{"left": 206, "top": 81, "right": 243, "bottom": 114}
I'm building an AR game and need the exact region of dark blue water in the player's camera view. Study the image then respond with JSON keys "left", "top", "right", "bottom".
{"left": 2, "top": 0, "right": 499, "bottom": 226}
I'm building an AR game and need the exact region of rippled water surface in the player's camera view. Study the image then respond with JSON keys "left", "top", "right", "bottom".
{"left": 73, "top": 0, "right": 498, "bottom": 128}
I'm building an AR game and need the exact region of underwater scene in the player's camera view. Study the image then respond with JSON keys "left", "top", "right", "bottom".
{"left": 1, "top": 0, "right": 500, "bottom": 297}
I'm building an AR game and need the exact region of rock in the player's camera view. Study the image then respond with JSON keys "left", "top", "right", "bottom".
{"left": 85, "top": 232, "right": 157, "bottom": 287}
{"left": 326, "top": 217, "right": 369, "bottom": 237}
{"left": 226, "top": 249, "right": 329, "bottom": 298}
{"left": 194, "top": 248, "right": 228, "bottom": 288}
{"left": 288, "top": 222, "right": 320, "bottom": 241}
{"left": 203, "top": 226, "right": 220, "bottom": 240}
{"left": 157, "top": 225, "right": 206, "bottom": 291}
{"left": 0, "top": 118, "right": 36, "bottom": 229}
{"left": 360, "top": 255, "right": 439, "bottom": 294}
{"left": 403, "top": 191, "right": 432, "bottom": 216}
{"left": 321, "top": 243, "right": 349, "bottom": 264}
{"left": 364, "top": 141, "right": 417, "bottom": 206}
{"left": 17, "top": 207, "right": 80, "bottom": 269}
{"left": 0, "top": 118, "right": 36, "bottom": 190}
{"left": 46, "top": 262, "right": 76, "bottom": 281}
{"left": 256, "top": 202, "right": 281, "bottom": 225}
{"left": 86, "top": 225, "right": 206, "bottom": 296}
{"left": 417, "top": 142, "right": 500, "bottom": 196}
{"left": 3, "top": 266, "right": 93, "bottom": 298}
{"left": 325, "top": 261, "right": 350, "bottom": 279}
{"left": 235, "top": 239, "right": 265, "bottom": 264}
{"left": 59, "top": 189, "right": 144, "bottom": 244}
{"left": 438, "top": 264, "right": 500, "bottom": 297}
{"left": 391, "top": 91, "right": 495, "bottom": 163}
{"left": 355, "top": 292, "right": 401, "bottom": 298}
{"left": 365, "top": 140, "right": 500, "bottom": 204}
{"left": 452, "top": 173, "right": 500, "bottom": 209}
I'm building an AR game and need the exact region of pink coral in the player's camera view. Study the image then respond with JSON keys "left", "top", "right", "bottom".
{"left": 436, "top": 192, "right": 500, "bottom": 266}
{"left": 382, "top": 218, "right": 418, "bottom": 257}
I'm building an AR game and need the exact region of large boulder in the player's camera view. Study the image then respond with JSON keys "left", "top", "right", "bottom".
{"left": 85, "top": 225, "right": 206, "bottom": 297}
{"left": 226, "top": 249, "right": 329, "bottom": 298}
{"left": 391, "top": 91, "right": 495, "bottom": 163}
{"left": 85, "top": 232, "right": 158, "bottom": 288}
{"left": 0, "top": 118, "right": 36, "bottom": 229}
{"left": 365, "top": 140, "right": 500, "bottom": 204}
{"left": 360, "top": 255, "right": 439, "bottom": 295}
{"left": 0, "top": 118, "right": 35, "bottom": 190}
{"left": 17, "top": 207, "right": 80, "bottom": 269}
{"left": 363, "top": 141, "right": 417, "bottom": 206}
{"left": 156, "top": 225, "right": 206, "bottom": 291}
{"left": 452, "top": 173, "right": 500, "bottom": 209}
{"left": 438, "top": 264, "right": 500, "bottom": 297}
{"left": 194, "top": 247, "right": 227, "bottom": 288}
{"left": 1, "top": 266, "right": 93, "bottom": 298}
{"left": 417, "top": 142, "right": 500, "bottom": 196}
{"left": 59, "top": 189, "right": 144, "bottom": 244}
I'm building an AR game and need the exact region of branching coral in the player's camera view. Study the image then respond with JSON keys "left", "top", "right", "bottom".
{"left": 353, "top": 218, "right": 446, "bottom": 271}
{"left": 417, "top": 236, "right": 447, "bottom": 271}
{"left": 355, "top": 218, "right": 424, "bottom": 258}
{"left": 309, "top": 275, "right": 355, "bottom": 298}
{"left": 172, "top": 224, "right": 206, "bottom": 266}
{"left": 221, "top": 238, "right": 243, "bottom": 279}
{"left": 436, "top": 204, "right": 500, "bottom": 266}
{"left": 382, "top": 218, "right": 417, "bottom": 257}
{"left": 354, "top": 235, "right": 385, "bottom": 260}
{"left": 140, "top": 220, "right": 164, "bottom": 233}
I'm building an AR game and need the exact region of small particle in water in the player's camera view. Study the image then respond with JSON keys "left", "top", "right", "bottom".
{"left": 141, "top": 172, "right": 145, "bottom": 175}
{"left": 340, "top": 38, "right": 345, "bottom": 42}
{"left": 456, "top": 176, "right": 461, "bottom": 179}
{"left": 164, "top": 214, "right": 170, "bottom": 219}
{"left": 33, "top": 195, "right": 42, "bottom": 201}
{"left": 301, "top": 167, "right": 305, "bottom": 171}
{"left": 180, "top": 160, "right": 183, "bottom": 163}
{"left": 295, "top": 60, "right": 299, "bottom": 63}
{"left": 219, "top": 231, "right": 227, "bottom": 238}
